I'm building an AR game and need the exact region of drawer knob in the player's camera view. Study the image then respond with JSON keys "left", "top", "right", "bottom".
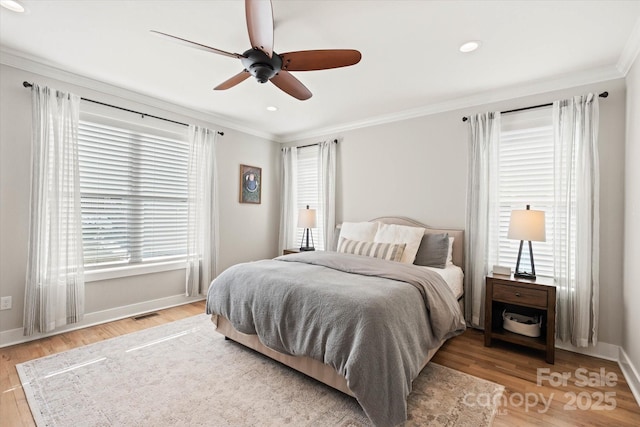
{"left": 515, "top": 292, "right": 521, "bottom": 297}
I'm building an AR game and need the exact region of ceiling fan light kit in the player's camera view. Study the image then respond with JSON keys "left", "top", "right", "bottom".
{"left": 152, "top": 0, "right": 361, "bottom": 100}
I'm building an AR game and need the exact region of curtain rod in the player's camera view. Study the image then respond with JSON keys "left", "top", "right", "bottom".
{"left": 461, "top": 91, "right": 609, "bottom": 122}
{"left": 283, "top": 139, "right": 338, "bottom": 150}
{"left": 22, "top": 81, "right": 224, "bottom": 136}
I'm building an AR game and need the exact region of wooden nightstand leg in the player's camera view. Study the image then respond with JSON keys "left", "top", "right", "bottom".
{"left": 546, "top": 288, "right": 556, "bottom": 364}
{"left": 546, "top": 349, "right": 555, "bottom": 364}
{"left": 484, "top": 312, "right": 493, "bottom": 347}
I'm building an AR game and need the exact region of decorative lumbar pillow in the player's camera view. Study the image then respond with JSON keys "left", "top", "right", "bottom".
{"left": 414, "top": 233, "right": 450, "bottom": 268}
{"left": 338, "top": 221, "right": 380, "bottom": 242}
{"left": 337, "top": 237, "right": 406, "bottom": 262}
{"left": 373, "top": 223, "right": 426, "bottom": 264}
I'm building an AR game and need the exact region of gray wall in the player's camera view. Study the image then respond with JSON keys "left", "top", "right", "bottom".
{"left": 0, "top": 63, "right": 280, "bottom": 341}
{"left": 291, "top": 79, "right": 627, "bottom": 349}
{"left": 624, "top": 54, "right": 640, "bottom": 375}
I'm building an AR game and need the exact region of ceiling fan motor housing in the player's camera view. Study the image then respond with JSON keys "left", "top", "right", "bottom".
{"left": 241, "top": 48, "right": 283, "bottom": 83}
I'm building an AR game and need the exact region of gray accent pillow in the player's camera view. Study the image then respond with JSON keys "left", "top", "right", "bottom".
{"left": 413, "top": 233, "right": 449, "bottom": 268}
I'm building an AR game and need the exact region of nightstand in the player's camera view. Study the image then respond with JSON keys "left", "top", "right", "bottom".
{"left": 283, "top": 248, "right": 301, "bottom": 255}
{"left": 484, "top": 273, "right": 556, "bottom": 364}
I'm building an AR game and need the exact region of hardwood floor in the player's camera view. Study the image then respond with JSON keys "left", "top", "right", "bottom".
{"left": 432, "top": 330, "right": 640, "bottom": 426}
{"left": 0, "top": 302, "right": 205, "bottom": 426}
{"left": 1, "top": 301, "right": 638, "bottom": 426}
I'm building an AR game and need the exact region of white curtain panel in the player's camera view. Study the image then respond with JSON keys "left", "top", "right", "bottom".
{"left": 553, "top": 94, "right": 600, "bottom": 347}
{"left": 24, "top": 85, "right": 84, "bottom": 336}
{"left": 278, "top": 147, "right": 298, "bottom": 254}
{"left": 464, "top": 112, "right": 501, "bottom": 327}
{"left": 319, "top": 140, "right": 337, "bottom": 251}
{"left": 185, "top": 126, "right": 219, "bottom": 296}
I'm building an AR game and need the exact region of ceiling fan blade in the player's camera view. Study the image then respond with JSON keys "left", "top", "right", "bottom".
{"left": 245, "top": 0, "right": 274, "bottom": 57}
{"left": 280, "top": 50, "right": 362, "bottom": 71}
{"left": 150, "top": 30, "right": 244, "bottom": 59}
{"left": 214, "top": 70, "right": 251, "bottom": 90}
{"left": 270, "top": 70, "right": 312, "bottom": 101}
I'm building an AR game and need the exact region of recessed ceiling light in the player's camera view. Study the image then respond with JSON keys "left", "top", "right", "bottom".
{"left": 0, "top": 0, "right": 25, "bottom": 13}
{"left": 266, "top": 106, "right": 278, "bottom": 112}
{"left": 459, "top": 41, "right": 481, "bottom": 53}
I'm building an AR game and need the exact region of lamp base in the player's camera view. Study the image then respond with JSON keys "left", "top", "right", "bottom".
{"left": 299, "top": 246, "right": 315, "bottom": 252}
{"left": 514, "top": 271, "right": 536, "bottom": 281}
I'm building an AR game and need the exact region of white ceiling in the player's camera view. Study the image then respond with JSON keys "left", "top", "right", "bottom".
{"left": 1, "top": 1, "right": 639, "bottom": 142}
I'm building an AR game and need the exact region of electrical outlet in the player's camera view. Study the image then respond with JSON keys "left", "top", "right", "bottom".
{"left": 0, "top": 296, "right": 12, "bottom": 310}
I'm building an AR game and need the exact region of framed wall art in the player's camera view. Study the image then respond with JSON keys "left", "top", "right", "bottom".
{"left": 239, "top": 164, "right": 262, "bottom": 204}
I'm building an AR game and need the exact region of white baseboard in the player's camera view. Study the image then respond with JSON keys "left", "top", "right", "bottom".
{"left": 0, "top": 294, "right": 205, "bottom": 348}
{"left": 555, "top": 339, "right": 620, "bottom": 362}
{"left": 555, "top": 340, "right": 640, "bottom": 407}
{"left": 619, "top": 347, "right": 640, "bottom": 406}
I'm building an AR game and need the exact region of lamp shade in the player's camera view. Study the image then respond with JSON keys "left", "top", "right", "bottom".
{"left": 297, "top": 207, "right": 317, "bottom": 228}
{"left": 507, "top": 207, "right": 546, "bottom": 242}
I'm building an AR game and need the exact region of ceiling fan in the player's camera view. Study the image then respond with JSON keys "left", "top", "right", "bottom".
{"left": 151, "top": 0, "right": 361, "bottom": 101}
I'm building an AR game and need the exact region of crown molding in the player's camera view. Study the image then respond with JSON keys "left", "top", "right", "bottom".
{"left": 0, "top": 47, "right": 276, "bottom": 142}
{"left": 276, "top": 65, "right": 624, "bottom": 143}
{"left": 618, "top": 17, "right": 640, "bottom": 76}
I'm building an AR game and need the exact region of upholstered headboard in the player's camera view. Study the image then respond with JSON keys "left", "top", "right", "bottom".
{"left": 370, "top": 217, "right": 464, "bottom": 270}
{"left": 334, "top": 217, "right": 464, "bottom": 270}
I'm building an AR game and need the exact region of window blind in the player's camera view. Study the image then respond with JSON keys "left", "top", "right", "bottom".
{"left": 78, "top": 120, "right": 189, "bottom": 269}
{"left": 296, "top": 145, "right": 324, "bottom": 250}
{"left": 497, "top": 108, "right": 555, "bottom": 277}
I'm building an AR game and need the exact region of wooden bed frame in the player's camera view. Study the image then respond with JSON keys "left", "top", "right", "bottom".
{"left": 212, "top": 217, "right": 465, "bottom": 397}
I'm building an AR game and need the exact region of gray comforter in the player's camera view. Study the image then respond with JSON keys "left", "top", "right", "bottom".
{"left": 205, "top": 251, "right": 466, "bottom": 427}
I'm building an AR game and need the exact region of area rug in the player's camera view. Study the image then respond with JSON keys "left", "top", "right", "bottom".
{"left": 17, "top": 314, "right": 503, "bottom": 426}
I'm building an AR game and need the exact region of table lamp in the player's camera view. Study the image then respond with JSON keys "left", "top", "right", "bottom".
{"left": 507, "top": 205, "right": 546, "bottom": 280}
{"left": 298, "top": 205, "right": 317, "bottom": 251}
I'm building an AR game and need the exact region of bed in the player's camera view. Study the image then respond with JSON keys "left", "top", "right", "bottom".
{"left": 206, "top": 217, "right": 466, "bottom": 427}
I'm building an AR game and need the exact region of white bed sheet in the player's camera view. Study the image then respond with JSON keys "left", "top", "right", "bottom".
{"left": 419, "top": 264, "right": 464, "bottom": 299}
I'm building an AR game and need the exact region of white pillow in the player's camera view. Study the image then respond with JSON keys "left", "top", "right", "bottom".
{"left": 373, "top": 223, "right": 426, "bottom": 264}
{"left": 338, "top": 221, "right": 380, "bottom": 242}
{"left": 446, "top": 236, "right": 454, "bottom": 265}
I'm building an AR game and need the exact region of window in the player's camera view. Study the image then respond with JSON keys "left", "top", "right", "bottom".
{"left": 78, "top": 114, "right": 189, "bottom": 271}
{"left": 493, "top": 108, "right": 555, "bottom": 277}
{"left": 296, "top": 145, "right": 325, "bottom": 250}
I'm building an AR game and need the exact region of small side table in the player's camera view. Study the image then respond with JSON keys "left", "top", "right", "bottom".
{"left": 283, "top": 248, "right": 301, "bottom": 255}
{"left": 484, "top": 273, "right": 556, "bottom": 364}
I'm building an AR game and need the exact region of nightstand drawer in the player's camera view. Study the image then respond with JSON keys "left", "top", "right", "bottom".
{"left": 493, "top": 283, "right": 547, "bottom": 307}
